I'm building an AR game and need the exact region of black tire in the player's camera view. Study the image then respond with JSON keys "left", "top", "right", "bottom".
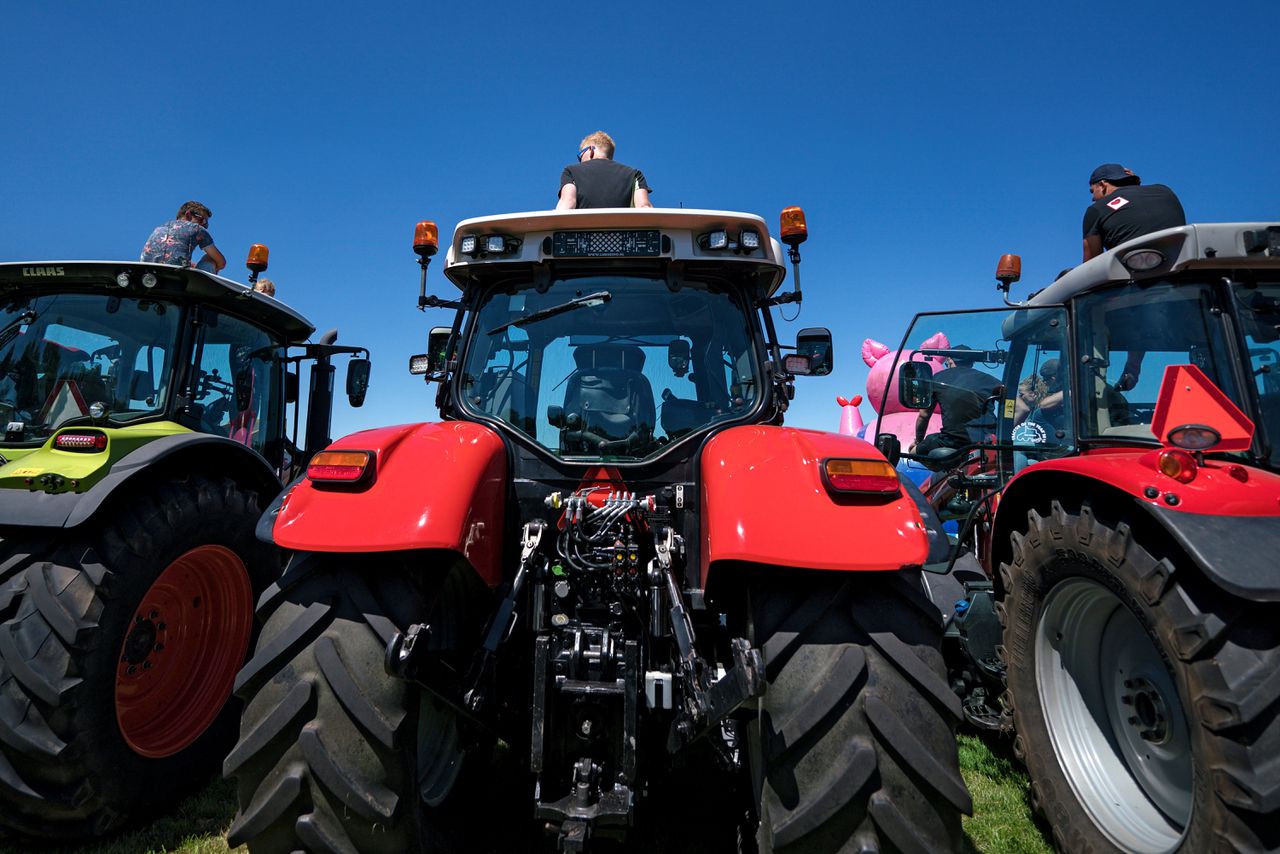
{"left": 748, "top": 569, "right": 970, "bottom": 854}
{"left": 1001, "top": 500, "right": 1280, "bottom": 853}
{"left": 0, "top": 476, "right": 272, "bottom": 841}
{"left": 225, "top": 553, "right": 498, "bottom": 854}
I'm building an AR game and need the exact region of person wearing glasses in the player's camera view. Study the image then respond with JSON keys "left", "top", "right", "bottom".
{"left": 556, "top": 131, "right": 653, "bottom": 210}
{"left": 1082, "top": 164, "right": 1184, "bottom": 262}
{"left": 140, "top": 200, "right": 226, "bottom": 273}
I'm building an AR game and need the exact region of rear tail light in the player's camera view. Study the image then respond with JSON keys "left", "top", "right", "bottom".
{"left": 822, "top": 458, "right": 900, "bottom": 495}
{"left": 53, "top": 431, "right": 108, "bottom": 452}
{"left": 1157, "top": 449, "right": 1197, "bottom": 483}
{"left": 308, "top": 450, "right": 374, "bottom": 483}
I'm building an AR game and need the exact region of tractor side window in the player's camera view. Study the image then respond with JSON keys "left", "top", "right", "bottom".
{"left": 887, "top": 308, "right": 1069, "bottom": 477}
{"left": 188, "top": 312, "right": 282, "bottom": 455}
{"left": 467, "top": 326, "right": 533, "bottom": 435}
{"left": 1075, "top": 282, "right": 1242, "bottom": 441}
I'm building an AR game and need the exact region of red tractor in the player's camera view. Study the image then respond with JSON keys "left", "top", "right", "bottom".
{"left": 225, "top": 207, "right": 971, "bottom": 852}
{"left": 878, "top": 223, "right": 1280, "bottom": 853}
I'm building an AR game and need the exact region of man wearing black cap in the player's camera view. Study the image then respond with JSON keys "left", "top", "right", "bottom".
{"left": 1082, "top": 164, "right": 1185, "bottom": 261}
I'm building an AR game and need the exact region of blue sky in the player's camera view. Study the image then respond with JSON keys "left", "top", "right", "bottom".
{"left": 4, "top": 2, "right": 1276, "bottom": 439}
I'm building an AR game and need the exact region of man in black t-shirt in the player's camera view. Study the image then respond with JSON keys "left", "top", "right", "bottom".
{"left": 1082, "top": 163, "right": 1185, "bottom": 261}
{"left": 556, "top": 131, "right": 653, "bottom": 210}
{"left": 911, "top": 347, "right": 1003, "bottom": 464}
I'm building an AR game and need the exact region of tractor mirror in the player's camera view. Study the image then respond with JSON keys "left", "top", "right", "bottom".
{"left": 547, "top": 405, "right": 565, "bottom": 428}
{"left": 791, "top": 328, "right": 833, "bottom": 377}
{"left": 875, "top": 432, "right": 901, "bottom": 466}
{"left": 427, "top": 326, "right": 451, "bottom": 374}
{"left": 668, "top": 339, "right": 690, "bottom": 377}
{"left": 285, "top": 370, "right": 299, "bottom": 404}
{"left": 899, "top": 361, "right": 935, "bottom": 409}
{"left": 346, "top": 358, "right": 371, "bottom": 408}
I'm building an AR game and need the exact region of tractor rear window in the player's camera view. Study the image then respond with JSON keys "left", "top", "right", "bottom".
{"left": 460, "top": 276, "right": 762, "bottom": 461}
{"left": 1074, "top": 281, "right": 1245, "bottom": 445}
{"left": 1230, "top": 280, "right": 1280, "bottom": 469}
{"left": 0, "top": 293, "right": 181, "bottom": 444}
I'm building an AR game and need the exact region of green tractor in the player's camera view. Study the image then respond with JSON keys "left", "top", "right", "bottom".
{"left": 0, "top": 258, "right": 370, "bottom": 841}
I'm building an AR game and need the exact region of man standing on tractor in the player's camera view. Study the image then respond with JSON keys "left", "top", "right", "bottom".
{"left": 141, "top": 200, "right": 226, "bottom": 273}
{"left": 1082, "top": 163, "right": 1185, "bottom": 261}
{"left": 556, "top": 131, "right": 654, "bottom": 209}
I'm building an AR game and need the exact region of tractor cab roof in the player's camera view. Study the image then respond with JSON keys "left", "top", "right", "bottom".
{"left": 442, "top": 208, "right": 788, "bottom": 297}
{"left": 1030, "top": 222, "right": 1280, "bottom": 306}
{"left": 0, "top": 261, "right": 315, "bottom": 343}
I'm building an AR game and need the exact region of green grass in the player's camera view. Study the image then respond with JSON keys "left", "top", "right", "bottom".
{"left": 6, "top": 733, "right": 1053, "bottom": 853}
{"left": 958, "top": 732, "right": 1054, "bottom": 854}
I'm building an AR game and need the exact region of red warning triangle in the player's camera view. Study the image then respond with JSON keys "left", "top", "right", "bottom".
{"left": 1150, "top": 364, "right": 1254, "bottom": 451}
{"left": 39, "top": 379, "right": 89, "bottom": 428}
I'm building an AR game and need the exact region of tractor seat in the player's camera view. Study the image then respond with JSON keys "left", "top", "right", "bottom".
{"left": 560, "top": 344, "right": 656, "bottom": 453}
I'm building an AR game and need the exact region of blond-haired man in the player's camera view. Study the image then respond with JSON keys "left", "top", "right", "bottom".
{"left": 253, "top": 278, "right": 276, "bottom": 297}
{"left": 556, "top": 131, "right": 653, "bottom": 210}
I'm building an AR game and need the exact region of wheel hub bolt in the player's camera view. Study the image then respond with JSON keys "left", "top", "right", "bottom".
{"left": 1121, "top": 678, "right": 1170, "bottom": 743}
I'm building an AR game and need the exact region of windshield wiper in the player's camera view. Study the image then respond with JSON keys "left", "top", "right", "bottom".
{"left": 0, "top": 310, "right": 36, "bottom": 352}
{"left": 487, "top": 291, "right": 611, "bottom": 336}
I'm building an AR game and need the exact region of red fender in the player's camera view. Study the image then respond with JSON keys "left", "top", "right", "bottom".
{"left": 274, "top": 422, "right": 507, "bottom": 587}
{"left": 699, "top": 426, "right": 930, "bottom": 584}
{"left": 1006, "top": 448, "right": 1280, "bottom": 516}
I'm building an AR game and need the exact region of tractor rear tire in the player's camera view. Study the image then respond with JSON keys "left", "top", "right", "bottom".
{"left": 1001, "top": 500, "right": 1280, "bottom": 853}
{"left": 225, "top": 553, "right": 498, "bottom": 854}
{"left": 749, "top": 568, "right": 970, "bottom": 853}
{"left": 0, "top": 476, "right": 270, "bottom": 841}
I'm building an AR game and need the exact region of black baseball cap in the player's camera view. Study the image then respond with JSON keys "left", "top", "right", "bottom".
{"left": 1089, "top": 163, "right": 1141, "bottom": 185}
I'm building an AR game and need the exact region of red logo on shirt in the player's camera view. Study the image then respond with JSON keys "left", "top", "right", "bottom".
{"left": 1107, "top": 196, "right": 1130, "bottom": 210}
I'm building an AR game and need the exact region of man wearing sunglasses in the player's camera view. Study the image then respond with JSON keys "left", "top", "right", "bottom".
{"left": 1081, "top": 163, "right": 1184, "bottom": 262}
{"left": 556, "top": 131, "right": 653, "bottom": 210}
{"left": 140, "top": 200, "right": 226, "bottom": 273}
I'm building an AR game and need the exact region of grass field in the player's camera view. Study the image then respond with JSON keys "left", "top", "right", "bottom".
{"left": 6, "top": 731, "right": 1053, "bottom": 854}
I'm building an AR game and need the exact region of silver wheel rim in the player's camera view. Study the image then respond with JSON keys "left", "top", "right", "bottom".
{"left": 1035, "top": 577, "right": 1191, "bottom": 853}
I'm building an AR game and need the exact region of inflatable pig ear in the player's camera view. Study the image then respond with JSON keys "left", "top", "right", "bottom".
{"left": 920, "top": 332, "right": 951, "bottom": 365}
{"left": 862, "top": 339, "right": 891, "bottom": 367}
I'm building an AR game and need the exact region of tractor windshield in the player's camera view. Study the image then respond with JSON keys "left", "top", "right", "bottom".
{"left": 460, "top": 275, "right": 762, "bottom": 461}
{"left": 0, "top": 292, "right": 181, "bottom": 445}
{"left": 883, "top": 307, "right": 1071, "bottom": 477}
{"left": 1073, "top": 280, "right": 1254, "bottom": 454}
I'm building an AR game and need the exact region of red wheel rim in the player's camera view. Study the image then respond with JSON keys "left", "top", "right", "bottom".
{"left": 114, "top": 544, "right": 254, "bottom": 758}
